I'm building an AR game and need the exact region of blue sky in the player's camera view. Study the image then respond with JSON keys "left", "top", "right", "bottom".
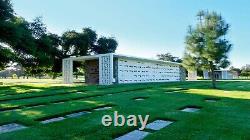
{"left": 12, "top": 0, "right": 250, "bottom": 68}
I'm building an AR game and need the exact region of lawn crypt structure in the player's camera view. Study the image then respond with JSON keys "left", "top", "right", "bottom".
{"left": 203, "top": 70, "right": 238, "bottom": 80}
{"left": 62, "top": 53, "right": 186, "bottom": 85}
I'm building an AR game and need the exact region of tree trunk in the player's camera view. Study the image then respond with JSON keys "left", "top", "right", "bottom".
{"left": 52, "top": 73, "right": 57, "bottom": 79}
{"left": 211, "top": 69, "right": 216, "bottom": 88}
{"left": 210, "top": 62, "right": 216, "bottom": 89}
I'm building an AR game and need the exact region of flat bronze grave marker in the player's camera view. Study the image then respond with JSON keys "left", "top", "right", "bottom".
{"left": 115, "top": 130, "right": 150, "bottom": 140}
{"left": 94, "top": 106, "right": 112, "bottom": 111}
{"left": 145, "top": 120, "right": 173, "bottom": 131}
{"left": 41, "top": 117, "right": 65, "bottom": 124}
{"left": 66, "top": 111, "right": 91, "bottom": 118}
{"left": 181, "top": 107, "right": 200, "bottom": 113}
{"left": 0, "top": 123, "right": 27, "bottom": 134}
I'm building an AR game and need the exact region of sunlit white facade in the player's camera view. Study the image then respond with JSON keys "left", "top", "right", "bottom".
{"left": 203, "top": 70, "right": 238, "bottom": 80}
{"left": 63, "top": 53, "right": 185, "bottom": 85}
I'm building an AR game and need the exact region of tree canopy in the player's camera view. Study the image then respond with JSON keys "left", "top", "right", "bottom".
{"left": 0, "top": 0, "right": 118, "bottom": 78}
{"left": 0, "top": 0, "right": 13, "bottom": 20}
{"left": 182, "top": 10, "right": 232, "bottom": 88}
{"left": 157, "top": 53, "right": 182, "bottom": 63}
{"left": 93, "top": 37, "right": 118, "bottom": 54}
{"left": 0, "top": 0, "right": 15, "bottom": 69}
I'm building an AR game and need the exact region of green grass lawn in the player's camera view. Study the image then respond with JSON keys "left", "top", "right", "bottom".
{"left": 1, "top": 80, "right": 250, "bottom": 140}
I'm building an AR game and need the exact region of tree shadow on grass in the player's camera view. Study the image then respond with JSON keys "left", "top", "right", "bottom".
{"left": 2, "top": 84, "right": 250, "bottom": 139}
{"left": 172, "top": 81, "right": 250, "bottom": 92}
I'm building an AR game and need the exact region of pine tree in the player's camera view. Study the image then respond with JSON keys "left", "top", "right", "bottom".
{"left": 183, "top": 10, "right": 232, "bottom": 88}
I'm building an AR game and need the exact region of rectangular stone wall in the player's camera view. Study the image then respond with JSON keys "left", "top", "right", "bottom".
{"left": 117, "top": 58, "right": 181, "bottom": 84}
{"left": 85, "top": 60, "right": 99, "bottom": 84}
{"left": 203, "top": 70, "right": 209, "bottom": 79}
{"left": 188, "top": 71, "right": 197, "bottom": 81}
{"left": 179, "top": 66, "right": 186, "bottom": 81}
{"left": 99, "top": 54, "right": 114, "bottom": 85}
{"left": 62, "top": 59, "right": 73, "bottom": 84}
{"left": 113, "top": 58, "right": 119, "bottom": 84}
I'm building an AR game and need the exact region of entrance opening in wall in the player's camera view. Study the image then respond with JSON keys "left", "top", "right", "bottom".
{"left": 214, "top": 71, "right": 222, "bottom": 80}
{"left": 72, "top": 61, "right": 85, "bottom": 84}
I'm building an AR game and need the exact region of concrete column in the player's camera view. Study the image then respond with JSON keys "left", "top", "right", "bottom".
{"left": 203, "top": 70, "right": 209, "bottom": 79}
{"left": 99, "top": 53, "right": 114, "bottom": 85}
{"left": 62, "top": 59, "right": 73, "bottom": 84}
{"left": 221, "top": 71, "right": 227, "bottom": 79}
{"left": 188, "top": 71, "right": 197, "bottom": 81}
{"left": 179, "top": 66, "right": 186, "bottom": 81}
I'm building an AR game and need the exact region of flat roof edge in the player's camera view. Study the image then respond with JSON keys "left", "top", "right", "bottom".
{"left": 113, "top": 54, "right": 181, "bottom": 65}
{"left": 63, "top": 53, "right": 181, "bottom": 65}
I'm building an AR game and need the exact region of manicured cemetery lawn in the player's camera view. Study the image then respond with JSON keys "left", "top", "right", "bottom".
{"left": 1, "top": 80, "right": 250, "bottom": 140}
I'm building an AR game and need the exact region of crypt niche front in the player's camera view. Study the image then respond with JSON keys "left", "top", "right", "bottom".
{"left": 84, "top": 60, "right": 99, "bottom": 84}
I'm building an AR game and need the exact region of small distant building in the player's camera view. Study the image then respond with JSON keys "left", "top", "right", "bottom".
{"left": 203, "top": 70, "right": 238, "bottom": 80}
{"left": 188, "top": 71, "right": 198, "bottom": 81}
{"left": 0, "top": 65, "right": 24, "bottom": 78}
{"left": 62, "top": 53, "right": 186, "bottom": 85}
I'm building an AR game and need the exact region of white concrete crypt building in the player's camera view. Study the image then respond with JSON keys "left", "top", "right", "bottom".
{"left": 62, "top": 53, "right": 186, "bottom": 85}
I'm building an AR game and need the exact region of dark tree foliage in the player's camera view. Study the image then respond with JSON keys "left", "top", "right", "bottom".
{"left": 0, "top": 0, "right": 118, "bottom": 77}
{"left": 0, "top": 0, "right": 15, "bottom": 70}
{"left": 61, "top": 30, "right": 78, "bottom": 56}
{"left": 93, "top": 37, "right": 118, "bottom": 54}
{"left": 29, "top": 17, "right": 46, "bottom": 39}
{"left": 13, "top": 18, "right": 48, "bottom": 76}
{"left": 229, "top": 66, "right": 241, "bottom": 76}
{"left": 83, "top": 28, "right": 97, "bottom": 46}
{"left": 46, "top": 33, "right": 63, "bottom": 78}
{"left": 0, "top": 0, "right": 13, "bottom": 20}
{"left": 11, "top": 17, "right": 36, "bottom": 55}
{"left": 239, "top": 65, "right": 250, "bottom": 77}
{"left": 157, "top": 53, "right": 182, "bottom": 63}
{"left": 0, "top": 46, "right": 14, "bottom": 69}
{"left": 183, "top": 10, "right": 232, "bottom": 88}
{"left": 61, "top": 28, "right": 98, "bottom": 57}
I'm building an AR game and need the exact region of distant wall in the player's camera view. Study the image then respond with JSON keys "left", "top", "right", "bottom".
{"left": 203, "top": 70, "right": 238, "bottom": 80}
{"left": 113, "top": 58, "right": 119, "bottom": 84}
{"left": 179, "top": 66, "right": 186, "bottom": 81}
{"left": 188, "top": 71, "right": 197, "bottom": 81}
{"left": 85, "top": 60, "right": 99, "bottom": 84}
{"left": 203, "top": 70, "right": 209, "bottom": 79}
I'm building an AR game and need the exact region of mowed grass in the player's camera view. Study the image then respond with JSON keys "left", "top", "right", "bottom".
{"left": 0, "top": 80, "right": 250, "bottom": 140}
